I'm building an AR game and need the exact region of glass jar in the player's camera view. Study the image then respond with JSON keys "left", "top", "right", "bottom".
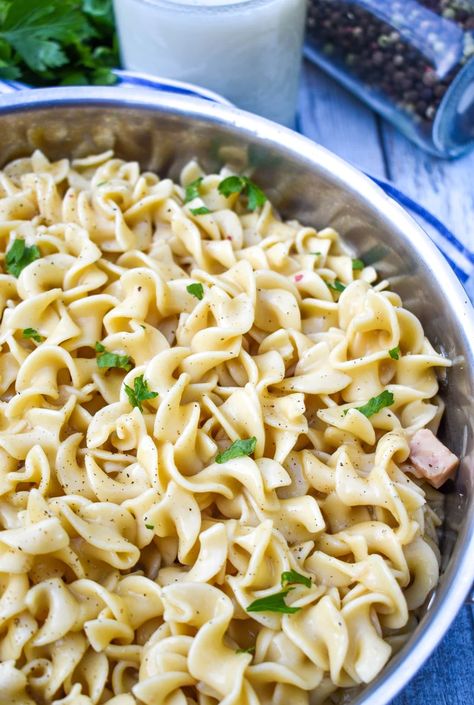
{"left": 113, "top": 0, "right": 307, "bottom": 128}
{"left": 305, "top": 0, "right": 474, "bottom": 158}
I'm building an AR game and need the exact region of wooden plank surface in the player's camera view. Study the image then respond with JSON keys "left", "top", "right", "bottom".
{"left": 382, "top": 124, "right": 474, "bottom": 249}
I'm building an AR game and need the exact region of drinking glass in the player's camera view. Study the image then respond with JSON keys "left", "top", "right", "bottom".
{"left": 113, "top": 0, "right": 307, "bottom": 127}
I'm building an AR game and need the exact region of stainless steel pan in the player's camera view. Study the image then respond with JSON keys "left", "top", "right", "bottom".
{"left": 0, "top": 86, "right": 472, "bottom": 704}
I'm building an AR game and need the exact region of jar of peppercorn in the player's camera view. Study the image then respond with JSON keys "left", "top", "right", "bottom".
{"left": 305, "top": 0, "right": 474, "bottom": 158}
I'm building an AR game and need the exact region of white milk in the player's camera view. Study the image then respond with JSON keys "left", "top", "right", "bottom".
{"left": 113, "top": 0, "right": 307, "bottom": 126}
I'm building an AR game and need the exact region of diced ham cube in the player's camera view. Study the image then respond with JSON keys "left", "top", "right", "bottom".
{"left": 408, "top": 429, "right": 459, "bottom": 489}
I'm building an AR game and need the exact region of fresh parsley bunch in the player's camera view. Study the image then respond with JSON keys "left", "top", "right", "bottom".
{"left": 0, "top": 0, "right": 119, "bottom": 86}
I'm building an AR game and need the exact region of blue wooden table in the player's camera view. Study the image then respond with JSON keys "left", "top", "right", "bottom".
{"left": 298, "top": 60, "right": 474, "bottom": 705}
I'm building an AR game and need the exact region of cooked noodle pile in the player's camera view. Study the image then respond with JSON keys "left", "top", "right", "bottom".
{"left": 0, "top": 151, "right": 447, "bottom": 705}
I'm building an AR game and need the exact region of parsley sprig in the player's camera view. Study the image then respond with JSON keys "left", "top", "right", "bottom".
{"left": 216, "top": 437, "right": 256, "bottom": 464}
{"left": 0, "top": 0, "right": 118, "bottom": 87}
{"left": 95, "top": 341, "right": 133, "bottom": 372}
{"left": 124, "top": 374, "right": 158, "bottom": 412}
{"left": 344, "top": 390, "right": 394, "bottom": 418}
{"left": 5, "top": 238, "right": 40, "bottom": 277}
{"left": 218, "top": 175, "right": 267, "bottom": 211}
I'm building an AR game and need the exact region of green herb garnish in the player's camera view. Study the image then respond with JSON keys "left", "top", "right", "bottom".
{"left": 310, "top": 251, "right": 322, "bottom": 256}
{"left": 184, "top": 177, "right": 203, "bottom": 203}
{"left": 5, "top": 238, "right": 40, "bottom": 277}
{"left": 218, "top": 175, "right": 267, "bottom": 211}
{"left": 145, "top": 523, "right": 154, "bottom": 530}
{"left": 216, "top": 437, "right": 257, "bottom": 464}
{"left": 281, "top": 569, "right": 312, "bottom": 589}
{"left": 247, "top": 589, "right": 300, "bottom": 614}
{"left": 0, "top": 0, "right": 118, "bottom": 87}
{"left": 95, "top": 341, "right": 133, "bottom": 372}
{"left": 124, "top": 374, "right": 158, "bottom": 412}
{"left": 352, "top": 258, "right": 365, "bottom": 270}
{"left": 186, "top": 283, "right": 204, "bottom": 300}
{"left": 190, "top": 206, "right": 211, "bottom": 216}
{"left": 327, "top": 279, "right": 346, "bottom": 293}
{"left": 236, "top": 646, "right": 255, "bottom": 654}
{"left": 183, "top": 177, "right": 211, "bottom": 214}
{"left": 22, "top": 327, "right": 44, "bottom": 343}
{"left": 389, "top": 346, "right": 400, "bottom": 360}
{"left": 345, "top": 390, "right": 394, "bottom": 418}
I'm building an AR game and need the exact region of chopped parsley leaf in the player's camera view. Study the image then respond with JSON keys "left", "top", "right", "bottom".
{"left": 389, "top": 346, "right": 400, "bottom": 360}
{"left": 216, "top": 437, "right": 257, "bottom": 464}
{"left": 6, "top": 238, "right": 40, "bottom": 277}
{"left": 186, "top": 283, "right": 204, "bottom": 300}
{"left": 352, "top": 258, "right": 365, "bottom": 270}
{"left": 281, "top": 569, "right": 312, "bottom": 589}
{"left": 95, "top": 342, "right": 132, "bottom": 371}
{"left": 190, "top": 206, "right": 211, "bottom": 216}
{"left": 246, "top": 589, "right": 300, "bottom": 614}
{"left": 124, "top": 374, "right": 158, "bottom": 412}
{"left": 184, "top": 177, "right": 203, "bottom": 203}
{"left": 218, "top": 175, "right": 267, "bottom": 211}
{"left": 345, "top": 390, "right": 394, "bottom": 418}
{"left": 327, "top": 279, "right": 346, "bottom": 293}
{"left": 22, "top": 328, "right": 44, "bottom": 343}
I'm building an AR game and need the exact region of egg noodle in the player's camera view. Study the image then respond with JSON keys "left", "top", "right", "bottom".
{"left": 0, "top": 150, "right": 447, "bottom": 705}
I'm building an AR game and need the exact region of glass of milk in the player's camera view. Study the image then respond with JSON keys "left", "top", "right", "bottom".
{"left": 113, "top": 0, "right": 307, "bottom": 127}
